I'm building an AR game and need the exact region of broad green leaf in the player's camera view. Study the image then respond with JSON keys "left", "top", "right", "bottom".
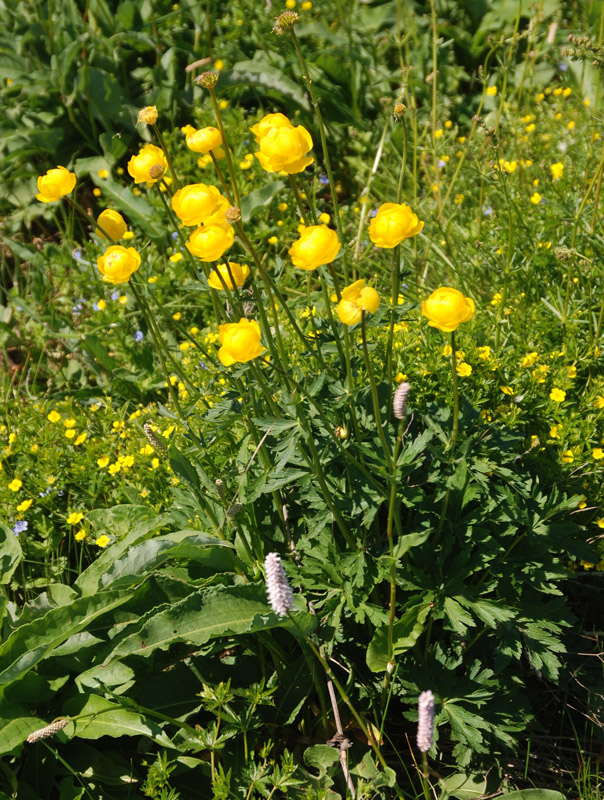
{"left": 303, "top": 744, "right": 339, "bottom": 772}
{"left": 63, "top": 694, "right": 163, "bottom": 741}
{"left": 241, "top": 180, "right": 284, "bottom": 222}
{"left": 222, "top": 62, "right": 310, "bottom": 110}
{"left": 366, "top": 604, "right": 430, "bottom": 672}
{"left": 442, "top": 772, "right": 489, "bottom": 799}
{"left": 0, "top": 589, "right": 133, "bottom": 685}
{"left": 0, "top": 714, "right": 48, "bottom": 756}
{"left": 0, "top": 523, "right": 22, "bottom": 585}
{"left": 106, "top": 583, "right": 300, "bottom": 662}
{"left": 97, "top": 531, "right": 232, "bottom": 590}
{"left": 500, "top": 792, "right": 565, "bottom": 800}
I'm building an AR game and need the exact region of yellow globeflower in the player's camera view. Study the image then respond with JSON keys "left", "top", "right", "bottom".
{"left": 186, "top": 224, "right": 234, "bottom": 261}
{"left": 218, "top": 318, "right": 266, "bottom": 366}
{"left": 96, "top": 209, "right": 127, "bottom": 241}
{"left": 422, "top": 287, "right": 475, "bottom": 332}
{"left": 184, "top": 126, "right": 223, "bottom": 154}
{"left": 127, "top": 144, "right": 168, "bottom": 186}
{"left": 336, "top": 279, "right": 380, "bottom": 326}
{"left": 208, "top": 262, "right": 250, "bottom": 290}
{"left": 171, "top": 183, "right": 229, "bottom": 227}
{"left": 250, "top": 113, "right": 294, "bottom": 141}
{"left": 36, "top": 166, "right": 76, "bottom": 203}
{"left": 369, "top": 203, "right": 424, "bottom": 248}
{"left": 97, "top": 245, "right": 141, "bottom": 284}
{"left": 253, "top": 115, "right": 314, "bottom": 174}
{"left": 288, "top": 225, "right": 341, "bottom": 271}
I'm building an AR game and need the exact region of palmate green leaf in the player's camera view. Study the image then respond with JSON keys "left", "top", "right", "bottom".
{"left": 63, "top": 694, "right": 163, "bottom": 741}
{"left": 105, "top": 583, "right": 304, "bottom": 663}
{"left": 0, "top": 589, "right": 133, "bottom": 686}
{"left": 443, "top": 702, "right": 490, "bottom": 753}
{"left": 0, "top": 523, "right": 22, "bottom": 586}
{"left": 366, "top": 603, "right": 430, "bottom": 672}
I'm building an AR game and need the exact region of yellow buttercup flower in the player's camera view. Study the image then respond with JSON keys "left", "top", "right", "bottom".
{"left": 368, "top": 203, "right": 424, "bottom": 248}
{"left": 66, "top": 511, "right": 84, "bottom": 525}
{"left": 97, "top": 245, "right": 141, "bottom": 284}
{"left": 36, "top": 166, "right": 76, "bottom": 203}
{"left": 186, "top": 224, "right": 234, "bottom": 261}
{"left": 8, "top": 479, "right": 22, "bottom": 492}
{"left": 486, "top": 85, "right": 497, "bottom": 96}
{"left": 184, "top": 126, "right": 223, "bottom": 155}
{"left": 95, "top": 535, "right": 111, "bottom": 548}
{"left": 208, "top": 262, "right": 250, "bottom": 290}
{"left": 218, "top": 318, "right": 266, "bottom": 366}
{"left": 47, "top": 410, "right": 61, "bottom": 423}
{"left": 127, "top": 144, "right": 168, "bottom": 186}
{"left": 252, "top": 114, "right": 314, "bottom": 174}
{"left": 336, "top": 279, "right": 380, "bottom": 326}
{"left": 17, "top": 499, "right": 33, "bottom": 512}
{"left": 550, "top": 162, "right": 564, "bottom": 181}
{"left": 549, "top": 388, "right": 566, "bottom": 402}
{"left": 171, "top": 183, "right": 229, "bottom": 227}
{"left": 96, "top": 209, "right": 127, "bottom": 241}
{"left": 422, "top": 287, "right": 475, "bottom": 332}
{"left": 288, "top": 225, "right": 341, "bottom": 271}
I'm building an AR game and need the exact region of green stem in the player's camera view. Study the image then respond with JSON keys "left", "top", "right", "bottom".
{"left": 151, "top": 122, "right": 181, "bottom": 190}
{"left": 210, "top": 151, "right": 234, "bottom": 204}
{"left": 361, "top": 313, "right": 392, "bottom": 468}
{"left": 289, "top": 174, "right": 311, "bottom": 226}
{"left": 449, "top": 330, "right": 459, "bottom": 453}
{"left": 208, "top": 87, "right": 241, "bottom": 207}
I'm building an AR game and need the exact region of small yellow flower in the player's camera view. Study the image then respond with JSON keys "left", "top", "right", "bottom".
{"left": 16, "top": 499, "right": 32, "bottom": 512}
{"left": 549, "top": 388, "right": 566, "bottom": 402}
{"left": 530, "top": 192, "right": 542, "bottom": 204}
{"left": 500, "top": 386, "right": 514, "bottom": 396}
{"left": 95, "top": 299, "right": 107, "bottom": 311}
{"left": 151, "top": 458, "right": 160, "bottom": 470}
{"left": 593, "top": 448, "right": 604, "bottom": 460}
{"left": 486, "top": 85, "right": 497, "bottom": 96}
{"left": 434, "top": 128, "right": 443, "bottom": 138}
{"left": 108, "top": 463, "right": 121, "bottom": 475}
{"left": 65, "top": 429, "right": 76, "bottom": 439}
{"left": 567, "top": 120, "right": 575, "bottom": 131}
{"left": 561, "top": 450, "right": 574, "bottom": 463}
{"left": 95, "top": 535, "right": 111, "bottom": 548}
{"left": 268, "top": 236, "right": 278, "bottom": 245}
{"left": 75, "top": 529, "right": 87, "bottom": 542}
{"left": 97, "top": 457, "right": 110, "bottom": 468}
{"left": 67, "top": 512, "right": 84, "bottom": 525}
{"left": 549, "top": 426, "right": 559, "bottom": 439}
{"left": 213, "top": 59, "right": 224, "bottom": 71}
{"left": 97, "top": 169, "right": 109, "bottom": 179}
{"left": 47, "top": 410, "right": 61, "bottom": 423}
{"left": 550, "top": 162, "right": 564, "bottom": 181}
{"left": 74, "top": 432, "right": 87, "bottom": 446}
{"left": 456, "top": 362, "right": 472, "bottom": 377}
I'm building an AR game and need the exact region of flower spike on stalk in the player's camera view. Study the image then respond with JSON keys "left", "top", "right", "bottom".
{"left": 264, "top": 552, "right": 295, "bottom": 616}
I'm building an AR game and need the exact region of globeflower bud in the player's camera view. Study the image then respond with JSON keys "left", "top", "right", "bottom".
{"left": 369, "top": 202, "right": 424, "bottom": 248}
{"left": 218, "top": 317, "right": 266, "bottom": 366}
{"left": 137, "top": 106, "right": 158, "bottom": 125}
{"left": 127, "top": 144, "right": 168, "bottom": 187}
{"left": 186, "top": 224, "right": 234, "bottom": 261}
{"left": 208, "top": 261, "right": 250, "bottom": 290}
{"left": 95, "top": 209, "right": 127, "bottom": 241}
{"left": 171, "top": 183, "right": 229, "bottom": 227}
{"left": 184, "top": 126, "right": 223, "bottom": 154}
{"left": 97, "top": 245, "right": 141, "bottom": 284}
{"left": 288, "top": 225, "right": 341, "bottom": 271}
{"left": 421, "top": 286, "right": 475, "bottom": 332}
{"left": 336, "top": 279, "right": 380, "bottom": 326}
{"left": 36, "top": 166, "right": 77, "bottom": 204}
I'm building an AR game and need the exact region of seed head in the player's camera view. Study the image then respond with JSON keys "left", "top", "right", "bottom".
{"left": 138, "top": 106, "right": 158, "bottom": 125}
{"left": 148, "top": 164, "right": 165, "bottom": 180}
{"left": 27, "top": 719, "right": 69, "bottom": 744}
{"left": 195, "top": 71, "right": 219, "bottom": 89}
{"left": 225, "top": 206, "right": 242, "bottom": 223}
{"left": 274, "top": 11, "right": 298, "bottom": 33}
{"left": 416, "top": 690, "right": 435, "bottom": 753}
{"left": 394, "top": 102, "right": 406, "bottom": 119}
{"left": 264, "top": 552, "right": 295, "bottom": 616}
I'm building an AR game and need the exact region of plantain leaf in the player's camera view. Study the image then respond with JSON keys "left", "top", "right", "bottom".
{"left": 0, "top": 523, "right": 22, "bottom": 586}
{"left": 63, "top": 694, "right": 163, "bottom": 741}
{"left": 0, "top": 589, "right": 133, "bottom": 685}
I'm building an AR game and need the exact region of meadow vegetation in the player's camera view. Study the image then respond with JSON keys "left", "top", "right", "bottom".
{"left": 0, "top": 0, "right": 603, "bottom": 798}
